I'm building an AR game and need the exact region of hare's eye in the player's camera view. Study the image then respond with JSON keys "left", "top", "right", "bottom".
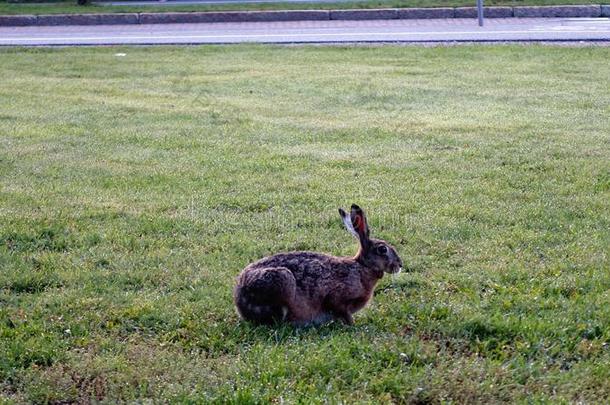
{"left": 376, "top": 245, "right": 387, "bottom": 255}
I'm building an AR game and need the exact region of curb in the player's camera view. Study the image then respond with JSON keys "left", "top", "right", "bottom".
{"left": 514, "top": 5, "right": 601, "bottom": 17}
{"left": 0, "top": 15, "right": 37, "bottom": 26}
{"left": 398, "top": 8, "right": 454, "bottom": 19}
{"left": 37, "top": 13, "right": 138, "bottom": 25}
{"left": 0, "top": 5, "right": 606, "bottom": 27}
{"left": 330, "top": 9, "right": 397, "bottom": 20}
{"left": 455, "top": 7, "right": 513, "bottom": 18}
{"left": 139, "top": 10, "right": 328, "bottom": 24}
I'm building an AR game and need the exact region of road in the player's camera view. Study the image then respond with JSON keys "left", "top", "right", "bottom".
{"left": 1, "top": 18, "right": 609, "bottom": 46}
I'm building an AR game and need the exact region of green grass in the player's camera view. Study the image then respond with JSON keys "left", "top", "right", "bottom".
{"left": 0, "top": 44, "right": 609, "bottom": 403}
{"left": 0, "top": 0, "right": 606, "bottom": 15}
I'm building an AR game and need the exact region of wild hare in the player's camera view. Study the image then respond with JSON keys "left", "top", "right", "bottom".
{"left": 234, "top": 204, "right": 403, "bottom": 326}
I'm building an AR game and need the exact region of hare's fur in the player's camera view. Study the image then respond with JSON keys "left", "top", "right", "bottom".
{"left": 234, "top": 205, "right": 403, "bottom": 326}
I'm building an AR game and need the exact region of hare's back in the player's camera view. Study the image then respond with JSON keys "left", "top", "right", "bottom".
{"left": 247, "top": 251, "right": 339, "bottom": 279}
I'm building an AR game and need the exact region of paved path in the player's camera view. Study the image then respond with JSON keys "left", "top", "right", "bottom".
{"left": 1, "top": 17, "right": 609, "bottom": 45}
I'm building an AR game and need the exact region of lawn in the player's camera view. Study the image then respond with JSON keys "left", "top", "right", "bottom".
{"left": 0, "top": 44, "right": 609, "bottom": 403}
{"left": 0, "top": 0, "right": 606, "bottom": 15}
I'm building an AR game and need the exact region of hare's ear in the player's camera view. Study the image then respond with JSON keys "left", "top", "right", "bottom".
{"left": 350, "top": 204, "right": 370, "bottom": 248}
{"left": 339, "top": 208, "right": 358, "bottom": 239}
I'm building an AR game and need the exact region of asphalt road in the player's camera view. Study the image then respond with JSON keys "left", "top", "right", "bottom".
{"left": 1, "top": 17, "right": 609, "bottom": 46}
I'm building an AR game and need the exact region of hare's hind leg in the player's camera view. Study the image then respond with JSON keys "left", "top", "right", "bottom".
{"left": 234, "top": 267, "right": 296, "bottom": 325}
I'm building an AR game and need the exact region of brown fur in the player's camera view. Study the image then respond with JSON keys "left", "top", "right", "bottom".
{"left": 234, "top": 205, "right": 403, "bottom": 326}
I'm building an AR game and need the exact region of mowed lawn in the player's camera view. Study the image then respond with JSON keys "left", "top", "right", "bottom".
{"left": 0, "top": 45, "right": 609, "bottom": 403}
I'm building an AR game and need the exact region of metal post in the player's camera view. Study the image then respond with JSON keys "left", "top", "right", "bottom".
{"left": 477, "top": 0, "right": 484, "bottom": 27}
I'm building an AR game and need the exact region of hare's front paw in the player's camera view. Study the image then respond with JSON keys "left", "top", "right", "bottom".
{"left": 337, "top": 312, "right": 354, "bottom": 326}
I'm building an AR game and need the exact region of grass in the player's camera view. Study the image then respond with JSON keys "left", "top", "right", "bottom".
{"left": 0, "top": 44, "right": 609, "bottom": 403}
{"left": 0, "top": 0, "right": 606, "bottom": 15}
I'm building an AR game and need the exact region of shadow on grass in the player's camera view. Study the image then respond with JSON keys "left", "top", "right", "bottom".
{"left": 375, "top": 278, "right": 423, "bottom": 295}
{"left": 230, "top": 317, "right": 360, "bottom": 345}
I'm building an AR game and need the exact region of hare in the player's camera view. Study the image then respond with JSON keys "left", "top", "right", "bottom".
{"left": 234, "top": 204, "right": 403, "bottom": 326}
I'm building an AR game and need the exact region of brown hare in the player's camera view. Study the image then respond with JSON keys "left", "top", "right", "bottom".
{"left": 234, "top": 204, "right": 403, "bottom": 326}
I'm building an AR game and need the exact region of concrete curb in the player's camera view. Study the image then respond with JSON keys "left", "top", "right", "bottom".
{"left": 0, "top": 5, "right": 606, "bottom": 27}
{"left": 139, "top": 10, "right": 329, "bottom": 23}
{"left": 398, "top": 8, "right": 454, "bottom": 19}
{"left": 455, "top": 7, "right": 513, "bottom": 18}
{"left": 37, "top": 13, "right": 138, "bottom": 25}
{"left": 330, "top": 8, "right": 397, "bottom": 20}
{"left": 0, "top": 14, "right": 37, "bottom": 26}
{"left": 513, "top": 5, "right": 601, "bottom": 17}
